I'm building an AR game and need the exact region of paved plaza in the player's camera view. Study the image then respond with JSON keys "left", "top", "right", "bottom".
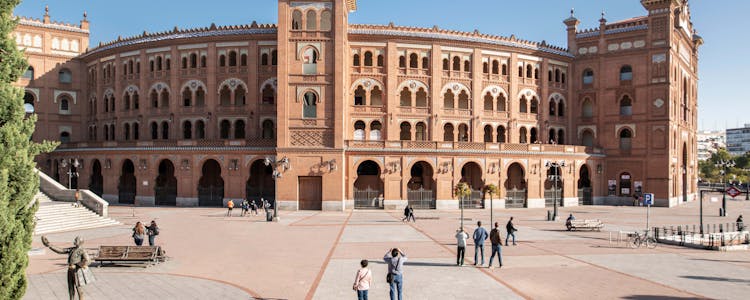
{"left": 25, "top": 197, "right": 750, "bottom": 299}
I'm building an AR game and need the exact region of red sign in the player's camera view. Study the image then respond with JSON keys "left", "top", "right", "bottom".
{"left": 727, "top": 186, "right": 742, "bottom": 198}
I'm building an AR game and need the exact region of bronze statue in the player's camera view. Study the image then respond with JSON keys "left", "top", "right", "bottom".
{"left": 41, "top": 236, "right": 95, "bottom": 300}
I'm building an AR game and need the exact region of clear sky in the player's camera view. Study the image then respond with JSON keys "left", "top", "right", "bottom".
{"left": 13, "top": 0, "right": 747, "bottom": 131}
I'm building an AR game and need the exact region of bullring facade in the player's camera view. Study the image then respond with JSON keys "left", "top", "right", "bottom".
{"left": 18, "top": 0, "right": 701, "bottom": 210}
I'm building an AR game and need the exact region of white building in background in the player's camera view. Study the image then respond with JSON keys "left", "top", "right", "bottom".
{"left": 726, "top": 124, "right": 750, "bottom": 156}
{"left": 697, "top": 130, "right": 725, "bottom": 160}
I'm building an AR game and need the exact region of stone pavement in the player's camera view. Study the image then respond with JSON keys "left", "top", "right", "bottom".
{"left": 24, "top": 198, "right": 750, "bottom": 299}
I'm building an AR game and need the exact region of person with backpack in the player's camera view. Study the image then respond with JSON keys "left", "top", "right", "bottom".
{"left": 407, "top": 206, "right": 416, "bottom": 222}
{"left": 352, "top": 259, "right": 372, "bottom": 300}
{"left": 145, "top": 220, "right": 160, "bottom": 246}
{"left": 383, "top": 248, "right": 407, "bottom": 300}
{"left": 240, "top": 199, "right": 249, "bottom": 217}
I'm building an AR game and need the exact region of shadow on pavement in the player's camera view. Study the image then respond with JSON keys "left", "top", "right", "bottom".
{"left": 369, "top": 260, "right": 456, "bottom": 267}
{"left": 681, "top": 275, "right": 750, "bottom": 283}
{"left": 621, "top": 295, "right": 702, "bottom": 300}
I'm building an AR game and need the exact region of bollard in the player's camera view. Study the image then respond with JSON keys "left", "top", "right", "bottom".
{"left": 546, "top": 210, "right": 551, "bottom": 221}
{"left": 720, "top": 224, "right": 724, "bottom": 233}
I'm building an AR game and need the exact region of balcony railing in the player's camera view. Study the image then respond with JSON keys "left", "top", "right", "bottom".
{"left": 345, "top": 140, "right": 599, "bottom": 154}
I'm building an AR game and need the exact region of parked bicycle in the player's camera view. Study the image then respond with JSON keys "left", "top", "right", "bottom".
{"left": 628, "top": 230, "right": 657, "bottom": 249}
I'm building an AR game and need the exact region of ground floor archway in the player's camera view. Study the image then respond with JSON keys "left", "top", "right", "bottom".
{"left": 89, "top": 159, "right": 103, "bottom": 197}
{"left": 544, "top": 165, "right": 563, "bottom": 207}
{"left": 407, "top": 161, "right": 435, "bottom": 209}
{"left": 578, "top": 165, "right": 592, "bottom": 205}
{"left": 198, "top": 159, "right": 224, "bottom": 206}
{"left": 353, "top": 160, "right": 384, "bottom": 209}
{"left": 460, "top": 162, "right": 484, "bottom": 209}
{"left": 246, "top": 160, "right": 275, "bottom": 205}
{"left": 155, "top": 159, "right": 177, "bottom": 206}
{"left": 118, "top": 159, "right": 136, "bottom": 204}
{"left": 505, "top": 163, "right": 527, "bottom": 208}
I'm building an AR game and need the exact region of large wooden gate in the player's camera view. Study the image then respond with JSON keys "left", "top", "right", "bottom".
{"left": 299, "top": 176, "right": 322, "bottom": 210}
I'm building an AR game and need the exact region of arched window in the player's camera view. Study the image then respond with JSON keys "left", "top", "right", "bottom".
{"left": 422, "top": 57, "right": 429, "bottom": 69}
{"left": 228, "top": 51, "right": 237, "bottom": 66}
{"left": 354, "top": 86, "right": 366, "bottom": 106}
{"left": 558, "top": 102, "right": 565, "bottom": 117}
{"left": 150, "top": 90, "right": 159, "bottom": 108}
{"left": 415, "top": 88, "right": 427, "bottom": 107}
{"left": 583, "top": 69, "right": 594, "bottom": 84}
{"left": 60, "top": 97, "right": 70, "bottom": 111}
{"left": 150, "top": 122, "right": 158, "bottom": 140}
{"left": 548, "top": 129, "right": 557, "bottom": 143}
{"left": 497, "top": 94, "right": 506, "bottom": 112}
{"left": 353, "top": 121, "right": 366, "bottom": 141}
{"left": 530, "top": 98, "right": 538, "bottom": 114}
{"left": 234, "top": 120, "right": 245, "bottom": 139}
{"left": 364, "top": 51, "right": 373, "bottom": 66}
{"left": 262, "top": 85, "right": 275, "bottom": 104}
{"left": 620, "top": 129, "right": 633, "bottom": 151}
{"left": 502, "top": 64, "right": 507, "bottom": 75}
{"left": 195, "top": 120, "right": 205, "bottom": 139}
{"left": 548, "top": 70, "right": 553, "bottom": 82}
{"left": 190, "top": 53, "right": 197, "bottom": 68}
{"left": 195, "top": 87, "right": 205, "bottom": 106}
{"left": 219, "top": 55, "right": 226, "bottom": 67}
{"left": 59, "top": 68, "right": 72, "bottom": 83}
{"left": 271, "top": 50, "right": 278, "bottom": 65}
{"left": 443, "top": 124, "right": 454, "bottom": 142}
{"left": 581, "top": 130, "right": 594, "bottom": 147}
{"left": 132, "top": 92, "right": 139, "bottom": 109}
{"left": 582, "top": 98, "right": 593, "bottom": 118}
{"left": 24, "top": 91, "right": 35, "bottom": 112}
{"left": 519, "top": 127, "right": 528, "bottom": 143}
{"left": 166, "top": 58, "right": 171, "bottom": 70}
{"left": 399, "top": 56, "right": 406, "bottom": 68}
{"left": 133, "top": 123, "right": 140, "bottom": 140}
{"left": 376, "top": 55, "right": 384, "bottom": 67}
{"left": 557, "top": 129, "right": 565, "bottom": 144}
{"left": 530, "top": 127, "right": 538, "bottom": 143}
{"left": 409, "top": 53, "right": 419, "bottom": 68}
{"left": 399, "top": 122, "right": 411, "bottom": 141}
{"left": 484, "top": 125, "right": 493, "bottom": 143}
{"left": 292, "top": 10, "right": 302, "bottom": 30}
{"left": 262, "top": 120, "right": 274, "bottom": 140}
{"left": 182, "top": 88, "right": 192, "bottom": 107}
{"left": 415, "top": 122, "right": 427, "bottom": 141}
{"left": 549, "top": 100, "right": 556, "bottom": 116}
{"left": 371, "top": 86, "right": 383, "bottom": 106}
{"left": 442, "top": 58, "right": 449, "bottom": 70}
{"left": 443, "top": 90, "right": 454, "bottom": 109}
{"left": 306, "top": 10, "right": 317, "bottom": 31}
{"left": 457, "top": 90, "right": 469, "bottom": 109}
{"left": 161, "top": 122, "right": 169, "bottom": 140}
{"left": 302, "top": 47, "right": 318, "bottom": 74}
{"left": 484, "top": 93, "right": 493, "bottom": 110}
{"left": 60, "top": 132, "right": 71, "bottom": 143}
{"left": 353, "top": 54, "right": 360, "bottom": 66}
{"left": 109, "top": 125, "right": 115, "bottom": 141}
{"left": 124, "top": 123, "right": 131, "bottom": 140}
{"left": 458, "top": 124, "right": 469, "bottom": 142}
{"left": 620, "top": 95, "right": 633, "bottom": 116}
{"left": 123, "top": 94, "right": 131, "bottom": 110}
{"left": 235, "top": 86, "right": 246, "bottom": 106}
{"left": 526, "top": 65, "right": 532, "bottom": 78}
{"left": 320, "top": 10, "right": 332, "bottom": 31}
{"left": 183, "top": 121, "right": 192, "bottom": 139}
{"left": 519, "top": 96, "right": 527, "bottom": 113}
{"left": 492, "top": 61, "right": 499, "bottom": 74}
{"left": 160, "top": 90, "right": 170, "bottom": 108}
{"left": 261, "top": 53, "right": 269, "bottom": 65}
{"left": 23, "top": 66, "right": 34, "bottom": 79}
{"left": 182, "top": 57, "right": 188, "bottom": 69}
{"left": 452, "top": 57, "right": 460, "bottom": 71}
{"left": 400, "top": 88, "right": 412, "bottom": 107}
{"left": 497, "top": 126, "right": 506, "bottom": 143}
{"left": 220, "top": 120, "right": 231, "bottom": 139}
{"left": 156, "top": 56, "right": 163, "bottom": 70}
{"left": 555, "top": 69, "right": 561, "bottom": 82}
{"left": 620, "top": 65, "right": 633, "bottom": 81}
{"left": 370, "top": 121, "right": 382, "bottom": 140}
{"left": 518, "top": 66, "right": 523, "bottom": 77}
{"left": 483, "top": 62, "right": 489, "bottom": 74}
{"left": 464, "top": 60, "right": 471, "bottom": 72}
{"left": 534, "top": 67, "right": 539, "bottom": 79}
{"left": 220, "top": 86, "right": 232, "bottom": 106}
{"left": 302, "top": 92, "right": 317, "bottom": 118}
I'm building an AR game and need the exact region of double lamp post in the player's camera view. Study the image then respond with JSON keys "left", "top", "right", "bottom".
{"left": 714, "top": 159, "right": 735, "bottom": 217}
{"left": 545, "top": 160, "right": 565, "bottom": 221}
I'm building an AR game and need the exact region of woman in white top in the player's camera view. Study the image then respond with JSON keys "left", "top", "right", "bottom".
{"left": 353, "top": 259, "right": 372, "bottom": 300}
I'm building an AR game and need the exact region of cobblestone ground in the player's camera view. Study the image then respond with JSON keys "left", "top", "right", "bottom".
{"left": 25, "top": 198, "right": 750, "bottom": 299}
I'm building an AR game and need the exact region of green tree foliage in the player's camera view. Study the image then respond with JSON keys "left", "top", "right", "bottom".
{"left": 699, "top": 149, "right": 750, "bottom": 184}
{"left": 0, "top": 1, "right": 57, "bottom": 298}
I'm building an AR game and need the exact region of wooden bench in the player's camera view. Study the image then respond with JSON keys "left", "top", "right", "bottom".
{"left": 94, "top": 246, "right": 164, "bottom": 267}
{"left": 567, "top": 219, "right": 604, "bottom": 231}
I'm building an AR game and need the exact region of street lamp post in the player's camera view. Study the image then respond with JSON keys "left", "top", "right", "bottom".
{"left": 545, "top": 161, "right": 566, "bottom": 221}
{"left": 264, "top": 156, "right": 290, "bottom": 221}
{"left": 59, "top": 158, "right": 80, "bottom": 190}
{"left": 715, "top": 159, "right": 735, "bottom": 217}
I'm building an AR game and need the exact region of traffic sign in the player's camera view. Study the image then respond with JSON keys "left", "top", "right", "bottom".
{"left": 727, "top": 186, "right": 741, "bottom": 198}
{"left": 644, "top": 193, "right": 654, "bottom": 206}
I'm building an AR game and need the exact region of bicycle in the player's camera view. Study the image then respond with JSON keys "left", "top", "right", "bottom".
{"left": 628, "top": 230, "right": 657, "bottom": 249}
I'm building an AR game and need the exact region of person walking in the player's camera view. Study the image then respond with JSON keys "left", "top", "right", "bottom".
{"left": 132, "top": 222, "right": 146, "bottom": 246}
{"left": 145, "top": 220, "right": 159, "bottom": 246}
{"left": 472, "top": 221, "right": 488, "bottom": 267}
{"left": 383, "top": 248, "right": 407, "bottom": 300}
{"left": 353, "top": 259, "right": 372, "bottom": 300}
{"left": 240, "top": 199, "right": 248, "bottom": 217}
{"left": 402, "top": 205, "right": 410, "bottom": 222}
{"left": 489, "top": 222, "right": 503, "bottom": 269}
{"left": 455, "top": 227, "right": 469, "bottom": 266}
{"left": 407, "top": 205, "right": 416, "bottom": 222}
{"left": 506, "top": 217, "right": 518, "bottom": 246}
{"left": 226, "top": 199, "right": 235, "bottom": 217}
{"left": 250, "top": 199, "right": 259, "bottom": 215}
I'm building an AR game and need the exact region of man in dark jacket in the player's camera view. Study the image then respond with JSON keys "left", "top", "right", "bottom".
{"left": 472, "top": 221, "right": 488, "bottom": 266}
{"left": 506, "top": 217, "right": 518, "bottom": 246}
{"left": 489, "top": 222, "right": 503, "bottom": 268}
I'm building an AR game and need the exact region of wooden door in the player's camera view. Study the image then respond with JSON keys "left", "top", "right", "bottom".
{"left": 298, "top": 176, "right": 322, "bottom": 210}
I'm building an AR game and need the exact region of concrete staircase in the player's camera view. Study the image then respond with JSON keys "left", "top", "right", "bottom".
{"left": 34, "top": 192, "right": 120, "bottom": 235}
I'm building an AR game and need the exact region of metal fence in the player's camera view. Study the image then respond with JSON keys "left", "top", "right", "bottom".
{"left": 544, "top": 188, "right": 563, "bottom": 207}
{"left": 578, "top": 187, "right": 593, "bottom": 205}
{"left": 653, "top": 223, "right": 750, "bottom": 248}
{"left": 460, "top": 190, "right": 484, "bottom": 209}
{"left": 154, "top": 186, "right": 177, "bottom": 206}
{"left": 198, "top": 186, "right": 224, "bottom": 207}
{"left": 354, "top": 188, "right": 384, "bottom": 209}
{"left": 505, "top": 188, "right": 526, "bottom": 208}
{"left": 407, "top": 188, "right": 435, "bottom": 209}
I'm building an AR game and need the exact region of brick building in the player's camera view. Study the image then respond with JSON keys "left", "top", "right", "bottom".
{"left": 17, "top": 0, "right": 700, "bottom": 210}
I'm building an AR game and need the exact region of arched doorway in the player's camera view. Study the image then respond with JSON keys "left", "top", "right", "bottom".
{"left": 505, "top": 163, "right": 527, "bottom": 208}
{"left": 460, "top": 162, "right": 484, "bottom": 209}
{"left": 155, "top": 160, "right": 177, "bottom": 206}
{"left": 70, "top": 163, "right": 79, "bottom": 189}
{"left": 89, "top": 160, "right": 103, "bottom": 197}
{"left": 353, "top": 160, "right": 384, "bottom": 209}
{"left": 619, "top": 172, "right": 632, "bottom": 197}
{"left": 245, "top": 160, "right": 275, "bottom": 205}
{"left": 407, "top": 161, "right": 435, "bottom": 209}
{"left": 682, "top": 145, "right": 688, "bottom": 202}
{"left": 577, "top": 165, "right": 592, "bottom": 205}
{"left": 198, "top": 159, "right": 224, "bottom": 206}
{"left": 544, "top": 165, "right": 563, "bottom": 207}
{"left": 118, "top": 159, "right": 136, "bottom": 204}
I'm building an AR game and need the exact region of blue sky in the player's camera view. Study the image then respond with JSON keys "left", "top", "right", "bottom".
{"left": 14, "top": 1, "right": 747, "bottom": 131}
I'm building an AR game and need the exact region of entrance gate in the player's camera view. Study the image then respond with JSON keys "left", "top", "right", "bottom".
{"left": 407, "top": 188, "right": 435, "bottom": 209}
{"left": 354, "top": 188, "right": 384, "bottom": 209}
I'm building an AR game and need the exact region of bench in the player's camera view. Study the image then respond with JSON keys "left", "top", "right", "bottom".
{"left": 94, "top": 246, "right": 165, "bottom": 267}
{"left": 567, "top": 219, "right": 604, "bottom": 231}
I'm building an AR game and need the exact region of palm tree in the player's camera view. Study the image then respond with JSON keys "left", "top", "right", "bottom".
{"left": 454, "top": 182, "right": 471, "bottom": 228}
{"left": 483, "top": 184, "right": 498, "bottom": 225}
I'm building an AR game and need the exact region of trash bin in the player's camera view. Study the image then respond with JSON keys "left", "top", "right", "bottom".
{"left": 266, "top": 211, "right": 273, "bottom": 222}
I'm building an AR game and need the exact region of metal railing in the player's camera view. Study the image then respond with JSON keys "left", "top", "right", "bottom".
{"left": 354, "top": 188, "right": 384, "bottom": 209}
{"left": 407, "top": 188, "right": 435, "bottom": 209}
{"left": 461, "top": 190, "right": 484, "bottom": 209}
{"left": 505, "top": 188, "right": 526, "bottom": 208}
{"left": 578, "top": 187, "right": 593, "bottom": 205}
{"left": 653, "top": 223, "right": 750, "bottom": 248}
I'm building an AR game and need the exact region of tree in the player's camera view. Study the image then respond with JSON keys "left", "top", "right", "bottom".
{"left": 0, "top": 1, "right": 57, "bottom": 298}
{"left": 483, "top": 184, "right": 498, "bottom": 225}
{"left": 454, "top": 182, "right": 471, "bottom": 228}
